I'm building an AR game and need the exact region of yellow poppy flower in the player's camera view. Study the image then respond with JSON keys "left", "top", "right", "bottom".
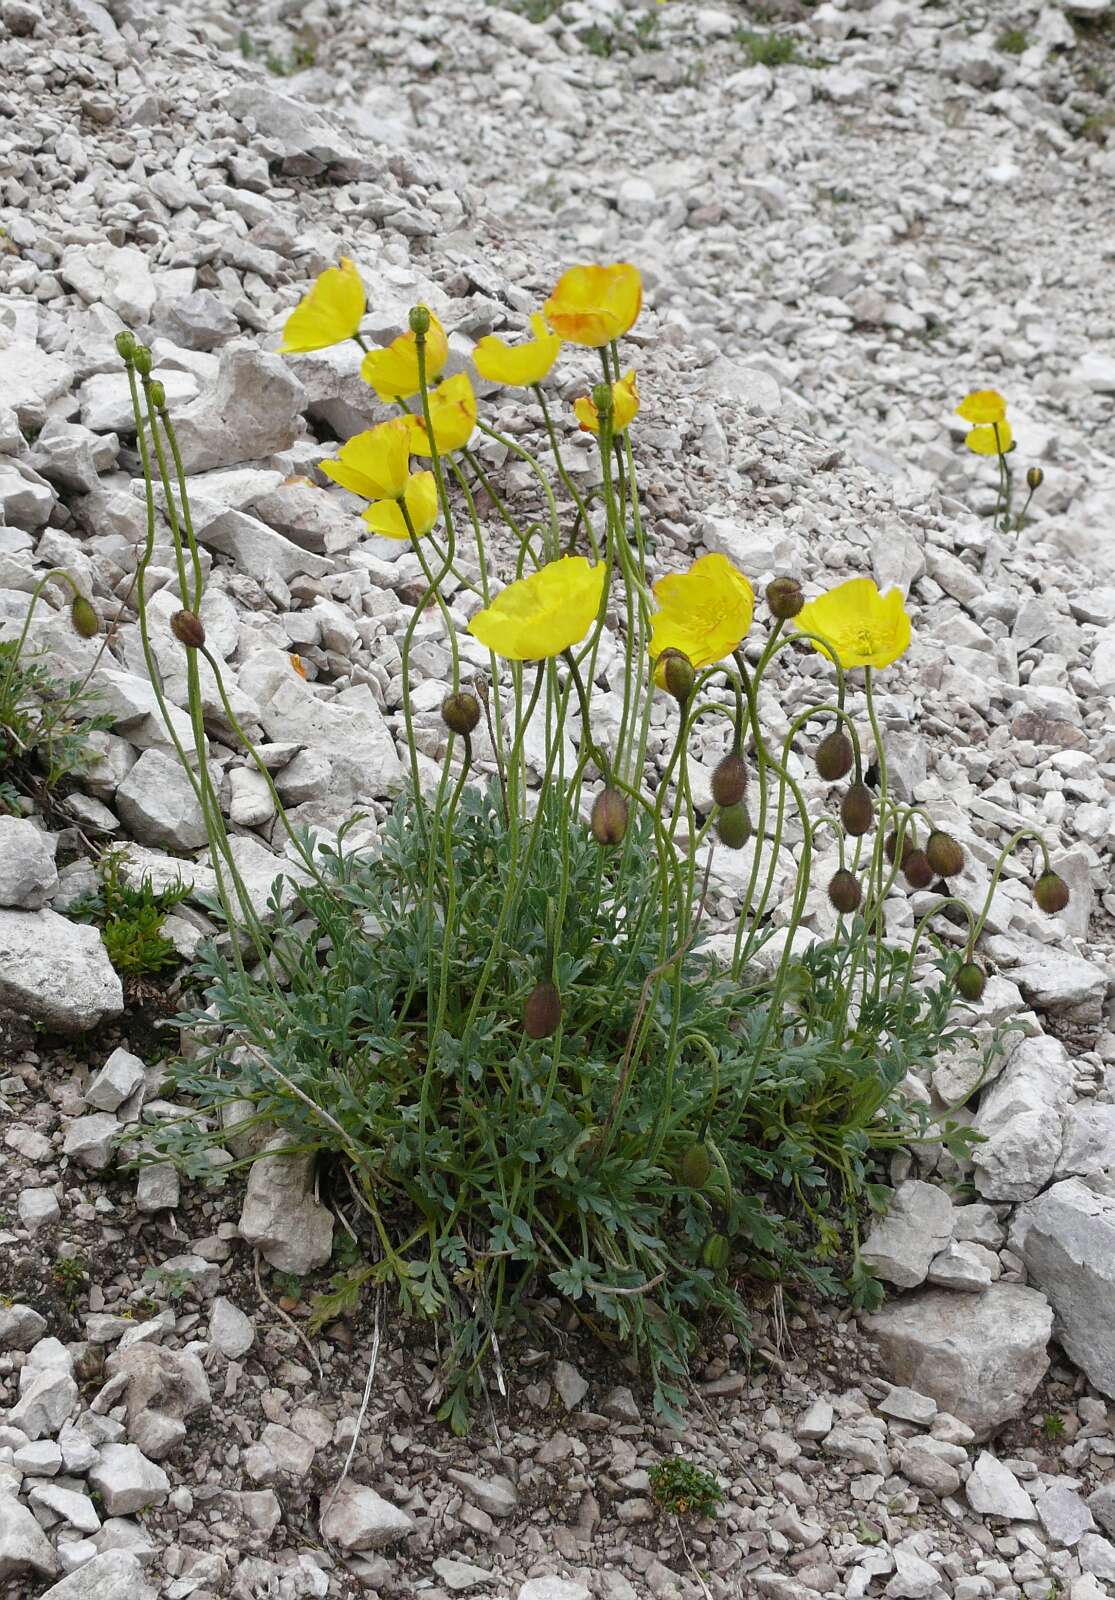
{"left": 956, "top": 389, "right": 1006, "bottom": 425}
{"left": 473, "top": 312, "right": 561, "bottom": 387}
{"left": 278, "top": 258, "right": 366, "bottom": 354}
{"left": 407, "top": 373, "right": 477, "bottom": 456}
{"left": 794, "top": 578, "right": 911, "bottom": 671}
{"left": 573, "top": 370, "right": 640, "bottom": 435}
{"left": 649, "top": 554, "right": 754, "bottom": 685}
{"left": 319, "top": 419, "right": 411, "bottom": 501}
{"left": 468, "top": 556, "right": 606, "bottom": 661}
{"left": 360, "top": 311, "right": 450, "bottom": 402}
{"left": 362, "top": 471, "right": 439, "bottom": 540}
{"left": 543, "top": 263, "right": 643, "bottom": 348}
{"left": 965, "top": 420, "right": 1014, "bottom": 456}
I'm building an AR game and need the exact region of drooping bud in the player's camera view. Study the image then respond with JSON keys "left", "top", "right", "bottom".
{"left": 926, "top": 830, "right": 965, "bottom": 878}
{"left": 591, "top": 787, "right": 629, "bottom": 846}
{"left": 700, "top": 1232, "right": 731, "bottom": 1272}
{"left": 147, "top": 379, "right": 166, "bottom": 409}
{"left": 170, "top": 609, "right": 205, "bottom": 648}
{"left": 815, "top": 730, "right": 853, "bottom": 783}
{"left": 441, "top": 691, "right": 481, "bottom": 736}
{"left": 765, "top": 577, "right": 804, "bottom": 619}
{"left": 132, "top": 344, "right": 153, "bottom": 377}
{"left": 114, "top": 330, "right": 137, "bottom": 362}
{"left": 408, "top": 304, "right": 431, "bottom": 336}
{"left": 711, "top": 753, "right": 748, "bottom": 809}
{"left": 659, "top": 649, "right": 695, "bottom": 703}
{"left": 1026, "top": 466, "right": 1044, "bottom": 490}
{"left": 680, "top": 1143, "right": 712, "bottom": 1188}
{"left": 1033, "top": 870, "right": 1070, "bottom": 915}
{"left": 903, "top": 849, "right": 934, "bottom": 890}
{"left": 827, "top": 869, "right": 862, "bottom": 914}
{"left": 716, "top": 802, "right": 751, "bottom": 850}
{"left": 524, "top": 981, "right": 561, "bottom": 1039}
{"left": 885, "top": 829, "right": 912, "bottom": 868}
{"left": 70, "top": 595, "right": 99, "bottom": 639}
{"left": 955, "top": 962, "right": 987, "bottom": 1002}
{"left": 840, "top": 782, "right": 873, "bottom": 836}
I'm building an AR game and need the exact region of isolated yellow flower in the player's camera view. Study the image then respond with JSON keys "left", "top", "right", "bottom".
{"left": 279, "top": 258, "right": 366, "bottom": 354}
{"left": 794, "top": 578, "right": 911, "bottom": 671}
{"left": 362, "top": 472, "right": 439, "bottom": 540}
{"left": 360, "top": 311, "right": 449, "bottom": 402}
{"left": 649, "top": 554, "right": 754, "bottom": 685}
{"left": 407, "top": 373, "right": 477, "bottom": 456}
{"left": 965, "top": 420, "right": 1014, "bottom": 456}
{"left": 468, "top": 556, "right": 606, "bottom": 661}
{"left": 319, "top": 420, "right": 411, "bottom": 501}
{"left": 544, "top": 263, "right": 642, "bottom": 348}
{"left": 956, "top": 390, "right": 1006, "bottom": 425}
{"left": 473, "top": 313, "right": 561, "bottom": 387}
{"left": 573, "top": 370, "right": 640, "bottom": 435}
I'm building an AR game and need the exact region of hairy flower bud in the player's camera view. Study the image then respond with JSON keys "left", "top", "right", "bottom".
{"left": 114, "top": 330, "right": 137, "bottom": 362}
{"left": 132, "top": 344, "right": 153, "bottom": 377}
{"left": 827, "top": 868, "right": 862, "bottom": 914}
{"left": 903, "top": 849, "right": 934, "bottom": 890}
{"left": 591, "top": 381, "right": 613, "bottom": 417}
{"left": 680, "top": 1143, "right": 712, "bottom": 1189}
{"left": 765, "top": 576, "right": 804, "bottom": 619}
{"left": 441, "top": 691, "right": 481, "bottom": 736}
{"left": 955, "top": 962, "right": 987, "bottom": 1002}
{"left": 840, "top": 782, "right": 873, "bottom": 836}
{"left": 591, "top": 787, "right": 629, "bottom": 846}
{"left": 1026, "top": 466, "right": 1044, "bottom": 490}
{"left": 147, "top": 380, "right": 166, "bottom": 409}
{"left": 524, "top": 981, "right": 561, "bottom": 1040}
{"left": 659, "top": 649, "right": 695, "bottom": 703}
{"left": 170, "top": 609, "right": 205, "bottom": 648}
{"left": 711, "top": 753, "right": 748, "bottom": 809}
{"left": 815, "top": 730, "right": 853, "bottom": 783}
{"left": 926, "top": 830, "right": 965, "bottom": 878}
{"left": 885, "top": 829, "right": 913, "bottom": 868}
{"left": 716, "top": 802, "right": 751, "bottom": 850}
{"left": 700, "top": 1232, "right": 731, "bottom": 1271}
{"left": 1034, "top": 870, "right": 1070, "bottom": 915}
{"left": 408, "top": 303, "right": 431, "bottom": 336}
{"left": 70, "top": 595, "right": 99, "bottom": 639}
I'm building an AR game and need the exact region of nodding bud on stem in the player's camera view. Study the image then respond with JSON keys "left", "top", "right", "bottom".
{"left": 523, "top": 981, "right": 561, "bottom": 1040}
{"left": 827, "top": 869, "right": 862, "bottom": 914}
{"left": 660, "top": 649, "right": 695, "bottom": 703}
{"left": 1026, "top": 466, "right": 1044, "bottom": 490}
{"left": 591, "top": 787, "right": 629, "bottom": 846}
{"left": 70, "top": 596, "right": 99, "bottom": 639}
{"left": 926, "top": 829, "right": 965, "bottom": 878}
{"left": 132, "top": 345, "right": 153, "bottom": 377}
{"left": 955, "top": 962, "right": 987, "bottom": 1002}
{"left": 902, "top": 849, "right": 934, "bottom": 890}
{"left": 716, "top": 802, "right": 751, "bottom": 850}
{"left": 815, "top": 730, "right": 853, "bottom": 782}
{"left": 885, "top": 829, "right": 913, "bottom": 867}
{"left": 114, "top": 331, "right": 137, "bottom": 362}
{"left": 1034, "top": 870, "right": 1070, "bottom": 915}
{"left": 840, "top": 782, "right": 873, "bottom": 836}
{"left": 147, "top": 380, "right": 166, "bottom": 409}
{"left": 711, "top": 753, "right": 748, "bottom": 809}
{"left": 765, "top": 577, "right": 804, "bottom": 619}
{"left": 171, "top": 609, "right": 205, "bottom": 649}
{"left": 440, "top": 691, "right": 481, "bottom": 736}
{"left": 680, "top": 1143, "right": 712, "bottom": 1188}
{"left": 700, "top": 1232, "right": 731, "bottom": 1271}
{"left": 408, "top": 304, "right": 431, "bottom": 336}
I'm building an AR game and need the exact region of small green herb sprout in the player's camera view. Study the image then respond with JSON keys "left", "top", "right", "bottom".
{"left": 649, "top": 1458, "right": 724, "bottom": 1518}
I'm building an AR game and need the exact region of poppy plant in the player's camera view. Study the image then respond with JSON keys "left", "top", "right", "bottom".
{"left": 573, "top": 370, "right": 640, "bottom": 435}
{"left": 543, "top": 262, "right": 642, "bottom": 348}
{"left": 278, "top": 258, "right": 366, "bottom": 354}
{"left": 363, "top": 472, "right": 440, "bottom": 540}
{"left": 649, "top": 554, "right": 754, "bottom": 686}
{"left": 319, "top": 420, "right": 411, "bottom": 501}
{"left": 406, "top": 373, "right": 478, "bottom": 457}
{"left": 793, "top": 578, "right": 911, "bottom": 671}
{"left": 361, "top": 311, "right": 450, "bottom": 402}
{"left": 473, "top": 313, "right": 562, "bottom": 387}
{"left": 468, "top": 556, "right": 606, "bottom": 660}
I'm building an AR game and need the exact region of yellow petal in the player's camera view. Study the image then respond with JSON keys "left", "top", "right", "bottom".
{"left": 956, "top": 389, "right": 1007, "bottom": 425}
{"left": 473, "top": 312, "right": 561, "bottom": 387}
{"left": 649, "top": 553, "right": 754, "bottom": 682}
{"left": 544, "top": 262, "right": 643, "bottom": 348}
{"left": 965, "top": 420, "right": 1013, "bottom": 456}
{"left": 794, "top": 577, "right": 911, "bottom": 671}
{"left": 360, "top": 311, "right": 450, "bottom": 402}
{"left": 407, "top": 373, "right": 477, "bottom": 456}
{"left": 468, "top": 556, "right": 606, "bottom": 661}
{"left": 320, "top": 419, "right": 411, "bottom": 501}
{"left": 279, "top": 258, "right": 366, "bottom": 354}
{"left": 574, "top": 370, "right": 641, "bottom": 435}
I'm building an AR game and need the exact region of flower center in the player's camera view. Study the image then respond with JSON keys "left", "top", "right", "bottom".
{"left": 852, "top": 625, "right": 878, "bottom": 656}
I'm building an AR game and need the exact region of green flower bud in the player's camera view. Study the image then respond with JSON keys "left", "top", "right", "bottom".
{"left": 441, "top": 691, "right": 481, "bottom": 736}
{"left": 170, "top": 609, "right": 205, "bottom": 648}
{"left": 408, "top": 304, "right": 431, "bottom": 336}
{"left": 70, "top": 595, "right": 99, "bottom": 639}
{"left": 955, "top": 962, "right": 987, "bottom": 1002}
{"left": 711, "top": 753, "right": 747, "bottom": 809}
{"left": 660, "top": 649, "right": 695, "bottom": 703}
{"left": 591, "top": 787, "right": 629, "bottom": 846}
{"left": 765, "top": 577, "right": 804, "bottom": 620}
{"left": 147, "top": 380, "right": 166, "bottom": 409}
{"left": 885, "top": 829, "right": 912, "bottom": 868}
{"left": 700, "top": 1232, "right": 731, "bottom": 1272}
{"left": 903, "top": 849, "right": 934, "bottom": 890}
{"left": 815, "top": 730, "right": 853, "bottom": 783}
{"left": 926, "top": 830, "right": 965, "bottom": 879}
{"left": 827, "top": 869, "right": 862, "bottom": 914}
{"left": 114, "top": 330, "right": 137, "bottom": 362}
{"left": 840, "top": 782, "right": 873, "bottom": 837}
{"left": 591, "top": 381, "right": 613, "bottom": 416}
{"left": 680, "top": 1143, "right": 712, "bottom": 1189}
{"left": 1034, "top": 870, "right": 1070, "bottom": 915}
{"left": 1026, "top": 466, "right": 1044, "bottom": 490}
{"left": 716, "top": 802, "right": 751, "bottom": 850}
{"left": 132, "top": 344, "right": 153, "bottom": 377}
{"left": 524, "top": 981, "right": 561, "bottom": 1040}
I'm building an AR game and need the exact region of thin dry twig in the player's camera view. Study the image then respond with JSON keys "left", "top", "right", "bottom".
{"left": 318, "top": 1287, "right": 382, "bottom": 1540}
{"left": 252, "top": 1249, "right": 322, "bottom": 1382}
